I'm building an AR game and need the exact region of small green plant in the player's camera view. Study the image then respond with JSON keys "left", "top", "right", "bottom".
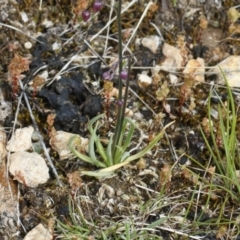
{"left": 68, "top": 0, "right": 174, "bottom": 177}
{"left": 56, "top": 194, "right": 166, "bottom": 239}
{"left": 68, "top": 114, "right": 173, "bottom": 177}
{"left": 201, "top": 68, "right": 240, "bottom": 196}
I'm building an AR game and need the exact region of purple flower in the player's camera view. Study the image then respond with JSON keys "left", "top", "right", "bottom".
{"left": 116, "top": 100, "right": 124, "bottom": 106}
{"left": 82, "top": 10, "right": 91, "bottom": 22}
{"left": 92, "top": 0, "right": 103, "bottom": 12}
{"left": 120, "top": 69, "right": 128, "bottom": 80}
{"left": 102, "top": 71, "right": 114, "bottom": 81}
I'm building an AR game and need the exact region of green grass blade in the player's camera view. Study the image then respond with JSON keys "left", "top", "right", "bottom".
{"left": 106, "top": 135, "right": 114, "bottom": 166}
{"left": 95, "top": 135, "right": 108, "bottom": 163}
{"left": 68, "top": 136, "right": 93, "bottom": 164}
{"left": 120, "top": 151, "right": 130, "bottom": 162}
{"left": 125, "top": 121, "right": 174, "bottom": 162}
{"left": 146, "top": 217, "right": 167, "bottom": 228}
{"left": 121, "top": 118, "right": 135, "bottom": 153}
{"left": 113, "top": 119, "right": 128, "bottom": 163}
{"left": 88, "top": 122, "right": 98, "bottom": 164}
{"left": 88, "top": 123, "right": 107, "bottom": 167}
{"left": 81, "top": 121, "right": 174, "bottom": 177}
{"left": 88, "top": 113, "right": 105, "bottom": 134}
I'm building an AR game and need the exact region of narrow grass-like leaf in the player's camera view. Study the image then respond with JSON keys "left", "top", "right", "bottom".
{"left": 68, "top": 136, "right": 93, "bottom": 164}
{"left": 88, "top": 122, "right": 98, "bottom": 164}
{"left": 88, "top": 122, "right": 106, "bottom": 168}
{"left": 80, "top": 169, "right": 116, "bottom": 177}
{"left": 81, "top": 121, "right": 174, "bottom": 177}
{"left": 121, "top": 118, "right": 135, "bottom": 154}
{"left": 88, "top": 113, "right": 105, "bottom": 134}
{"left": 146, "top": 217, "right": 167, "bottom": 228}
{"left": 120, "top": 151, "right": 130, "bottom": 162}
{"left": 106, "top": 134, "right": 113, "bottom": 166}
{"left": 113, "top": 118, "right": 128, "bottom": 163}
{"left": 125, "top": 121, "right": 174, "bottom": 162}
{"left": 95, "top": 135, "right": 108, "bottom": 163}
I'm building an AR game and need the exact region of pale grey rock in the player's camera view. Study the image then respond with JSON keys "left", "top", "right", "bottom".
{"left": 9, "top": 151, "right": 49, "bottom": 188}
{"left": 23, "top": 224, "right": 52, "bottom": 240}
{"left": 160, "top": 43, "right": 183, "bottom": 72}
{"left": 210, "top": 56, "right": 240, "bottom": 87}
{"left": 49, "top": 131, "right": 89, "bottom": 160}
{"left": 0, "top": 126, "right": 7, "bottom": 167}
{"left": 7, "top": 126, "right": 34, "bottom": 152}
{"left": 183, "top": 58, "right": 205, "bottom": 83}
{"left": 141, "top": 35, "right": 162, "bottom": 54}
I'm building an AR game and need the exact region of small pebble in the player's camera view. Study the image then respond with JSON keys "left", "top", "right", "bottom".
{"left": 137, "top": 73, "right": 152, "bottom": 89}
{"left": 24, "top": 42, "right": 32, "bottom": 49}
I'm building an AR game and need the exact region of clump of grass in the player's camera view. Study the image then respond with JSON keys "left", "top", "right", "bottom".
{"left": 201, "top": 68, "right": 240, "bottom": 197}
{"left": 56, "top": 194, "right": 166, "bottom": 240}
{"left": 68, "top": 0, "right": 174, "bottom": 177}
{"left": 178, "top": 69, "right": 240, "bottom": 238}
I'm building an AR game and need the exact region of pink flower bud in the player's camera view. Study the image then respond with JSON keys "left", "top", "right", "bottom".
{"left": 92, "top": 0, "right": 102, "bottom": 12}
{"left": 82, "top": 10, "right": 90, "bottom": 22}
{"left": 120, "top": 69, "right": 128, "bottom": 80}
{"left": 102, "top": 71, "right": 111, "bottom": 80}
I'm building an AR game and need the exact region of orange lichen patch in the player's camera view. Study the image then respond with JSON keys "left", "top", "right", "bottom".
{"left": 67, "top": 171, "right": 83, "bottom": 193}
{"left": 47, "top": 113, "right": 56, "bottom": 137}
{"left": 31, "top": 75, "right": 45, "bottom": 89}
{"left": 72, "top": 0, "right": 89, "bottom": 13}
{"left": 72, "top": 0, "right": 90, "bottom": 22}
{"left": 7, "top": 54, "right": 31, "bottom": 95}
{"left": 159, "top": 164, "right": 172, "bottom": 188}
{"left": 8, "top": 53, "right": 31, "bottom": 77}
{"left": 30, "top": 74, "right": 46, "bottom": 97}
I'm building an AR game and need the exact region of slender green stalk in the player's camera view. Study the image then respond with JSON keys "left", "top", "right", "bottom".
{"left": 112, "top": 0, "right": 124, "bottom": 157}
{"left": 119, "top": 57, "right": 131, "bottom": 132}
{"left": 114, "top": 57, "right": 131, "bottom": 161}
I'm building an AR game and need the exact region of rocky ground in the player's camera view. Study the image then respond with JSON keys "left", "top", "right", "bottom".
{"left": 1, "top": 0, "right": 240, "bottom": 239}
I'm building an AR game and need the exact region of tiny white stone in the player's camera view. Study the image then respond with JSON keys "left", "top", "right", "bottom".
{"left": 125, "top": 108, "right": 133, "bottom": 117}
{"left": 134, "top": 112, "right": 143, "bottom": 120}
{"left": 141, "top": 35, "right": 162, "bottom": 54}
{"left": 151, "top": 65, "right": 161, "bottom": 75}
{"left": 92, "top": 81, "right": 99, "bottom": 88}
{"left": 42, "top": 19, "right": 53, "bottom": 28}
{"left": 52, "top": 42, "right": 61, "bottom": 51}
{"left": 210, "top": 108, "right": 218, "bottom": 119}
{"left": 24, "top": 42, "right": 32, "bottom": 49}
{"left": 137, "top": 73, "right": 152, "bottom": 89}
{"left": 168, "top": 73, "right": 178, "bottom": 85}
{"left": 40, "top": 70, "right": 49, "bottom": 80}
{"left": 135, "top": 38, "right": 141, "bottom": 49}
{"left": 19, "top": 11, "right": 28, "bottom": 23}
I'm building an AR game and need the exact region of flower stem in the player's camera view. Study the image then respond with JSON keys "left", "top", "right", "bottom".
{"left": 112, "top": 0, "right": 123, "bottom": 160}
